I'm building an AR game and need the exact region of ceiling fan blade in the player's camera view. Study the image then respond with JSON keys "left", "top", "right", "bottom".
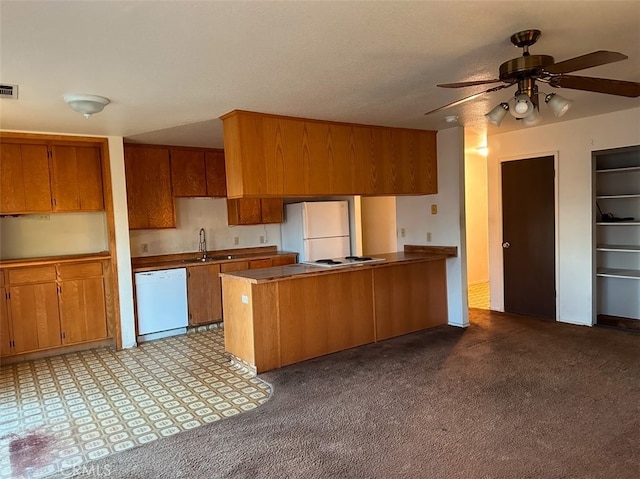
{"left": 545, "top": 51, "right": 628, "bottom": 74}
{"left": 550, "top": 75, "right": 640, "bottom": 97}
{"left": 437, "top": 79, "right": 503, "bottom": 88}
{"left": 424, "top": 84, "right": 513, "bottom": 115}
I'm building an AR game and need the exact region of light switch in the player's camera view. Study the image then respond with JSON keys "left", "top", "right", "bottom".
{"left": 431, "top": 204, "right": 437, "bottom": 215}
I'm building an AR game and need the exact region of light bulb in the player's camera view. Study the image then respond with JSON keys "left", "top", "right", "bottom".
{"left": 509, "top": 94, "right": 534, "bottom": 119}
{"left": 514, "top": 97, "right": 530, "bottom": 114}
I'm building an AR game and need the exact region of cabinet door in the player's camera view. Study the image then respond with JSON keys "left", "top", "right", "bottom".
{"left": 51, "top": 145, "right": 104, "bottom": 211}
{"left": 260, "top": 199, "right": 284, "bottom": 223}
{"left": 0, "top": 143, "right": 51, "bottom": 214}
{"left": 205, "top": 150, "right": 227, "bottom": 197}
{"left": 187, "top": 264, "right": 222, "bottom": 325}
{"left": 170, "top": 149, "right": 207, "bottom": 197}
{"left": 415, "top": 130, "right": 437, "bottom": 194}
{"left": 124, "top": 146, "right": 175, "bottom": 229}
{"left": 227, "top": 198, "right": 262, "bottom": 225}
{"left": 0, "top": 286, "right": 11, "bottom": 357}
{"left": 9, "top": 283, "right": 61, "bottom": 353}
{"left": 58, "top": 277, "right": 107, "bottom": 344}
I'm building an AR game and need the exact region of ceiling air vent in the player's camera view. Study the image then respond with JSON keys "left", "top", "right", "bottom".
{"left": 0, "top": 84, "right": 18, "bottom": 99}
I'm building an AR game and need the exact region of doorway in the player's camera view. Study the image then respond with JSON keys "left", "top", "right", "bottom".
{"left": 464, "top": 131, "right": 490, "bottom": 310}
{"left": 501, "top": 156, "right": 556, "bottom": 319}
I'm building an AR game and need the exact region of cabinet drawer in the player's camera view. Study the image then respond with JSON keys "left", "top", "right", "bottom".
{"left": 9, "top": 266, "right": 57, "bottom": 284}
{"left": 272, "top": 255, "right": 296, "bottom": 267}
{"left": 220, "top": 261, "right": 249, "bottom": 273}
{"left": 57, "top": 262, "right": 103, "bottom": 280}
{"left": 250, "top": 258, "right": 272, "bottom": 269}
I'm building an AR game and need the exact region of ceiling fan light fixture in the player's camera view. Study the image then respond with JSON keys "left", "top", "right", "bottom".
{"left": 522, "top": 106, "right": 541, "bottom": 127}
{"left": 545, "top": 93, "right": 573, "bottom": 117}
{"left": 510, "top": 93, "right": 534, "bottom": 119}
{"left": 485, "top": 102, "right": 510, "bottom": 126}
{"left": 64, "top": 94, "right": 110, "bottom": 118}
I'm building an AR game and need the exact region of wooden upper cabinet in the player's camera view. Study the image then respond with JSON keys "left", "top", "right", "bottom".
{"left": 124, "top": 145, "right": 175, "bottom": 229}
{"left": 50, "top": 145, "right": 104, "bottom": 211}
{"left": 227, "top": 198, "right": 262, "bottom": 225}
{"left": 170, "top": 147, "right": 227, "bottom": 198}
{"left": 227, "top": 198, "right": 283, "bottom": 225}
{"left": 260, "top": 198, "right": 284, "bottom": 223}
{"left": 170, "top": 149, "right": 207, "bottom": 197}
{"left": 0, "top": 143, "right": 52, "bottom": 214}
{"left": 220, "top": 110, "right": 437, "bottom": 198}
{"left": 205, "top": 150, "right": 227, "bottom": 197}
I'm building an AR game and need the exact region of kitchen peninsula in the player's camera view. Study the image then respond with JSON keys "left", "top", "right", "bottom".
{"left": 221, "top": 246, "right": 457, "bottom": 372}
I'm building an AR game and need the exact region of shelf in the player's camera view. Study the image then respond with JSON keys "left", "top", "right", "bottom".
{"left": 597, "top": 268, "right": 640, "bottom": 279}
{"left": 597, "top": 244, "right": 640, "bottom": 252}
{"left": 595, "top": 194, "right": 640, "bottom": 199}
{"left": 596, "top": 166, "right": 640, "bottom": 174}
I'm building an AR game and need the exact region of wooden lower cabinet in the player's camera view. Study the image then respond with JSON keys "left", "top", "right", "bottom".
{"left": 222, "top": 258, "right": 447, "bottom": 373}
{"left": 187, "top": 264, "right": 222, "bottom": 326}
{"left": 220, "top": 261, "right": 249, "bottom": 273}
{"left": 249, "top": 258, "right": 272, "bottom": 269}
{"left": 1, "top": 261, "right": 109, "bottom": 358}
{"left": 0, "top": 286, "right": 10, "bottom": 357}
{"left": 59, "top": 277, "right": 107, "bottom": 344}
{"left": 278, "top": 269, "right": 375, "bottom": 367}
{"left": 374, "top": 260, "right": 448, "bottom": 340}
{"left": 186, "top": 254, "right": 297, "bottom": 326}
{"left": 9, "top": 282, "right": 61, "bottom": 353}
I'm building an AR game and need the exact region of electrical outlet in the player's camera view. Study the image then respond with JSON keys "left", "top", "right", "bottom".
{"left": 400, "top": 228, "right": 406, "bottom": 238}
{"left": 259, "top": 236, "right": 265, "bottom": 244}
{"left": 141, "top": 243, "right": 149, "bottom": 253}
{"left": 431, "top": 204, "right": 438, "bottom": 215}
{"left": 37, "top": 214, "right": 50, "bottom": 221}
{"left": 234, "top": 236, "right": 239, "bottom": 246}
{"left": 426, "top": 232, "right": 432, "bottom": 242}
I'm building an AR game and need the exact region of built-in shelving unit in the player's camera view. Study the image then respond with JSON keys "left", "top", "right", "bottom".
{"left": 593, "top": 145, "right": 640, "bottom": 330}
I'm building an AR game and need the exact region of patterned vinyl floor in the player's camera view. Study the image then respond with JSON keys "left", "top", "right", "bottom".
{"left": 468, "top": 282, "right": 490, "bottom": 310}
{"left": 0, "top": 327, "right": 271, "bottom": 479}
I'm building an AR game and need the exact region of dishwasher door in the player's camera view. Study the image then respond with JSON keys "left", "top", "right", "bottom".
{"left": 135, "top": 268, "right": 188, "bottom": 338}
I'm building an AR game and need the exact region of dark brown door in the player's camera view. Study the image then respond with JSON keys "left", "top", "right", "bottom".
{"left": 501, "top": 156, "right": 555, "bottom": 319}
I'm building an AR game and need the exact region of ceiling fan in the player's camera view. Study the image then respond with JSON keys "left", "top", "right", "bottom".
{"left": 425, "top": 29, "right": 640, "bottom": 125}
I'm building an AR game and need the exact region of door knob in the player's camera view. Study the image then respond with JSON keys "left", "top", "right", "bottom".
{"left": 502, "top": 241, "right": 511, "bottom": 249}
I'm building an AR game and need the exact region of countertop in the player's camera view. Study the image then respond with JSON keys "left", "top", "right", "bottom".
{"left": 0, "top": 252, "right": 111, "bottom": 269}
{"left": 131, "top": 246, "right": 298, "bottom": 273}
{"left": 220, "top": 251, "right": 454, "bottom": 284}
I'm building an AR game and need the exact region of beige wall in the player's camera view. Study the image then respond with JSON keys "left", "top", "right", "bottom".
{"left": 129, "top": 198, "right": 283, "bottom": 257}
{"left": 0, "top": 212, "right": 108, "bottom": 259}
{"left": 487, "top": 107, "right": 640, "bottom": 325}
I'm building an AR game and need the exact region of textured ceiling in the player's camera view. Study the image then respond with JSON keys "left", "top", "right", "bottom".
{"left": 1, "top": 1, "right": 639, "bottom": 149}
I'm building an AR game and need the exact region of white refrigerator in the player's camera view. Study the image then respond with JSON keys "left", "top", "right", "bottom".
{"left": 281, "top": 201, "right": 351, "bottom": 262}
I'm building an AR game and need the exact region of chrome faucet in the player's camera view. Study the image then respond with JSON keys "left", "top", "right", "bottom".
{"left": 198, "top": 228, "right": 207, "bottom": 261}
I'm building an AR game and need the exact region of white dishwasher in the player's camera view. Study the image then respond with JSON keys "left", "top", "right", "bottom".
{"left": 135, "top": 268, "right": 188, "bottom": 342}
